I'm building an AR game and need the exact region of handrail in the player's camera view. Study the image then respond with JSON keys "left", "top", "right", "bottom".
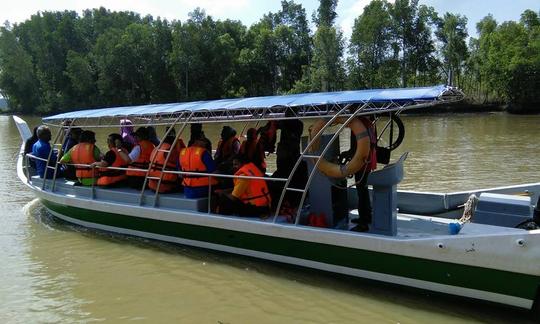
{"left": 272, "top": 103, "right": 353, "bottom": 223}
{"left": 292, "top": 102, "right": 371, "bottom": 225}
{"left": 30, "top": 158, "right": 289, "bottom": 182}
{"left": 41, "top": 125, "right": 64, "bottom": 191}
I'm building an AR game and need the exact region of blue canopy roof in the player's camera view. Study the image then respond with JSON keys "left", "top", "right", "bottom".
{"left": 44, "top": 85, "right": 453, "bottom": 122}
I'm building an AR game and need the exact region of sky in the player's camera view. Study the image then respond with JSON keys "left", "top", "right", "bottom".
{"left": 1, "top": 0, "right": 538, "bottom": 40}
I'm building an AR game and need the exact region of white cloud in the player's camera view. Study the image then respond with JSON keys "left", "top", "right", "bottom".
{"left": 176, "top": 0, "right": 252, "bottom": 21}
{"left": 0, "top": 0, "right": 254, "bottom": 26}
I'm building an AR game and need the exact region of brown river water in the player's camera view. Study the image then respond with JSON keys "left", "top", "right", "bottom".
{"left": 1, "top": 113, "right": 539, "bottom": 323}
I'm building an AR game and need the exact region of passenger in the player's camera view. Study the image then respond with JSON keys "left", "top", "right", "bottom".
{"left": 120, "top": 119, "right": 136, "bottom": 152}
{"left": 270, "top": 109, "right": 308, "bottom": 212}
{"left": 276, "top": 109, "right": 303, "bottom": 173}
{"left": 179, "top": 137, "right": 218, "bottom": 198}
{"left": 214, "top": 126, "right": 240, "bottom": 169}
{"left": 214, "top": 155, "right": 271, "bottom": 217}
{"left": 345, "top": 116, "right": 377, "bottom": 232}
{"left": 147, "top": 126, "right": 160, "bottom": 146}
{"left": 61, "top": 127, "right": 82, "bottom": 180}
{"left": 92, "top": 134, "right": 130, "bottom": 187}
{"left": 32, "top": 125, "right": 62, "bottom": 179}
{"left": 239, "top": 128, "right": 266, "bottom": 172}
{"left": 148, "top": 133, "right": 180, "bottom": 193}
{"left": 188, "top": 123, "right": 212, "bottom": 152}
{"left": 61, "top": 127, "right": 82, "bottom": 153}
{"left": 125, "top": 127, "right": 156, "bottom": 189}
{"left": 257, "top": 120, "right": 278, "bottom": 154}
{"left": 24, "top": 126, "right": 39, "bottom": 169}
{"left": 60, "top": 130, "right": 101, "bottom": 185}
{"left": 165, "top": 127, "right": 186, "bottom": 151}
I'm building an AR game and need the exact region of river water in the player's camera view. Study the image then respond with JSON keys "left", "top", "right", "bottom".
{"left": 1, "top": 113, "right": 539, "bottom": 323}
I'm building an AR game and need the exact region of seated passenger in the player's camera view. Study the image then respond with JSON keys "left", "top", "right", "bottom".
{"left": 32, "top": 125, "right": 62, "bottom": 179}
{"left": 214, "top": 126, "right": 240, "bottom": 170}
{"left": 24, "top": 126, "right": 39, "bottom": 170}
{"left": 126, "top": 127, "right": 155, "bottom": 189}
{"left": 61, "top": 127, "right": 82, "bottom": 180}
{"left": 147, "top": 126, "right": 160, "bottom": 146}
{"left": 239, "top": 128, "right": 266, "bottom": 172}
{"left": 179, "top": 137, "right": 217, "bottom": 198}
{"left": 165, "top": 127, "right": 186, "bottom": 151}
{"left": 61, "top": 127, "right": 82, "bottom": 153}
{"left": 188, "top": 123, "right": 212, "bottom": 152}
{"left": 214, "top": 155, "right": 271, "bottom": 217}
{"left": 60, "top": 130, "right": 101, "bottom": 185}
{"left": 92, "top": 134, "right": 130, "bottom": 187}
{"left": 148, "top": 134, "right": 180, "bottom": 193}
{"left": 120, "top": 119, "right": 137, "bottom": 152}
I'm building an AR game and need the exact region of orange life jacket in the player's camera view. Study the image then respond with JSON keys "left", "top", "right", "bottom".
{"left": 357, "top": 117, "right": 377, "bottom": 171}
{"left": 234, "top": 162, "right": 271, "bottom": 208}
{"left": 179, "top": 146, "right": 218, "bottom": 187}
{"left": 148, "top": 143, "right": 178, "bottom": 192}
{"left": 71, "top": 142, "right": 98, "bottom": 179}
{"left": 126, "top": 140, "right": 155, "bottom": 177}
{"left": 97, "top": 149, "right": 128, "bottom": 186}
{"left": 216, "top": 136, "right": 240, "bottom": 162}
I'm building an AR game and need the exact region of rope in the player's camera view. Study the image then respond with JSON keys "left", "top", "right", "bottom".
{"left": 459, "top": 194, "right": 478, "bottom": 223}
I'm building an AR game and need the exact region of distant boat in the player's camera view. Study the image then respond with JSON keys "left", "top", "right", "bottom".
{"left": 13, "top": 85, "right": 540, "bottom": 315}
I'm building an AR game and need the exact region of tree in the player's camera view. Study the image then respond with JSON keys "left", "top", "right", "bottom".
{"left": 0, "top": 26, "right": 40, "bottom": 112}
{"left": 435, "top": 13, "right": 469, "bottom": 88}
{"left": 294, "top": 0, "right": 343, "bottom": 92}
{"left": 388, "top": 0, "right": 418, "bottom": 87}
{"left": 348, "top": 0, "right": 394, "bottom": 88}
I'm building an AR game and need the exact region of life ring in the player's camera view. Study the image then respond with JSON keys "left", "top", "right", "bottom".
{"left": 309, "top": 118, "right": 370, "bottom": 178}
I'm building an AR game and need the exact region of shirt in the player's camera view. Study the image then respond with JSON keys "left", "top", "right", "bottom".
{"left": 32, "top": 139, "right": 57, "bottom": 178}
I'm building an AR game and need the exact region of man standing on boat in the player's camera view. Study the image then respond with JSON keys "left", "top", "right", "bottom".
{"left": 340, "top": 116, "right": 378, "bottom": 232}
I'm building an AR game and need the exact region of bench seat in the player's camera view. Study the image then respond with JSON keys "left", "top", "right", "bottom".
{"left": 30, "top": 176, "right": 208, "bottom": 212}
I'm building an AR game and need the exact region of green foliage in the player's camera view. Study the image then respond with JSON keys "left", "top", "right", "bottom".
{"left": 0, "top": 2, "right": 538, "bottom": 114}
{"left": 465, "top": 10, "right": 540, "bottom": 110}
{"left": 0, "top": 26, "right": 40, "bottom": 112}
{"left": 435, "top": 13, "right": 469, "bottom": 88}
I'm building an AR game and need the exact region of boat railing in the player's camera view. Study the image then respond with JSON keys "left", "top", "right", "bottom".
{"left": 23, "top": 153, "right": 290, "bottom": 215}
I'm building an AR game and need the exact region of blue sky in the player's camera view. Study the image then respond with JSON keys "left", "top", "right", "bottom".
{"left": 1, "top": 0, "right": 538, "bottom": 40}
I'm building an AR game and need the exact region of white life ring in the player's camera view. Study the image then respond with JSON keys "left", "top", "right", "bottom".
{"left": 309, "top": 117, "right": 370, "bottom": 178}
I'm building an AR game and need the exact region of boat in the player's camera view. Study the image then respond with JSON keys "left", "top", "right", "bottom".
{"left": 13, "top": 85, "right": 540, "bottom": 314}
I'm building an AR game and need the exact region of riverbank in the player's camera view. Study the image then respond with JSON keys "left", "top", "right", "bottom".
{"left": 404, "top": 100, "right": 505, "bottom": 114}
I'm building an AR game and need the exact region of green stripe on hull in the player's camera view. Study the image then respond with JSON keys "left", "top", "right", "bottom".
{"left": 42, "top": 200, "right": 539, "bottom": 301}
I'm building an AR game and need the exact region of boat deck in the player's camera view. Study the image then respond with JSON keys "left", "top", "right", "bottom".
{"left": 30, "top": 176, "right": 527, "bottom": 239}
{"left": 394, "top": 214, "right": 525, "bottom": 238}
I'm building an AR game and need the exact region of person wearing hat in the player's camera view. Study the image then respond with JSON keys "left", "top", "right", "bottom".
{"left": 60, "top": 130, "right": 102, "bottom": 185}
{"left": 120, "top": 119, "right": 137, "bottom": 151}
